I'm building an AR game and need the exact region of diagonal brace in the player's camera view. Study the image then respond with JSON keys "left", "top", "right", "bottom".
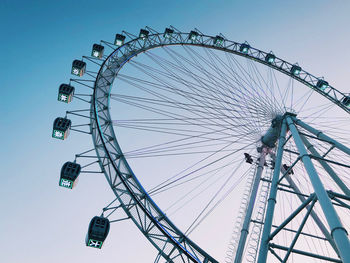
{"left": 286, "top": 116, "right": 350, "bottom": 262}
{"left": 300, "top": 134, "right": 350, "bottom": 197}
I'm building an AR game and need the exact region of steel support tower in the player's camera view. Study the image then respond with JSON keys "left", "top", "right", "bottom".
{"left": 233, "top": 112, "right": 350, "bottom": 263}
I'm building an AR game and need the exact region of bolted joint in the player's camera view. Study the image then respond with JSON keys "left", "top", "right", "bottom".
{"left": 267, "top": 197, "right": 277, "bottom": 204}
{"left": 331, "top": 226, "right": 349, "bottom": 238}
{"left": 299, "top": 153, "right": 310, "bottom": 161}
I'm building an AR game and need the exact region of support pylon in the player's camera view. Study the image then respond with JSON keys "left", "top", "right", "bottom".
{"left": 248, "top": 113, "right": 350, "bottom": 263}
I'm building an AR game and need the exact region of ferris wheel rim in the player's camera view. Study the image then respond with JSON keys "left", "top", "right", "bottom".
{"left": 90, "top": 30, "right": 349, "bottom": 263}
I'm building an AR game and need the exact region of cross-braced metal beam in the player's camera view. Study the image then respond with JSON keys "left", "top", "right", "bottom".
{"left": 286, "top": 116, "right": 350, "bottom": 262}
{"left": 257, "top": 114, "right": 350, "bottom": 263}
{"left": 258, "top": 118, "right": 287, "bottom": 263}
{"left": 234, "top": 148, "right": 268, "bottom": 263}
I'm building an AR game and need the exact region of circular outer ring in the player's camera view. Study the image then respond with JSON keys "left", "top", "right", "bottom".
{"left": 90, "top": 31, "right": 349, "bottom": 263}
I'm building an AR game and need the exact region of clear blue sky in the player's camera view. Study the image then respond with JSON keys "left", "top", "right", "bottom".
{"left": 1, "top": 0, "right": 350, "bottom": 262}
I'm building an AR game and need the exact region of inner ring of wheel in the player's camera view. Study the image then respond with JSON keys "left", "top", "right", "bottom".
{"left": 90, "top": 32, "right": 348, "bottom": 263}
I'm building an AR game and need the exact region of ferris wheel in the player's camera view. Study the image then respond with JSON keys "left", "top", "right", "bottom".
{"left": 53, "top": 26, "right": 350, "bottom": 263}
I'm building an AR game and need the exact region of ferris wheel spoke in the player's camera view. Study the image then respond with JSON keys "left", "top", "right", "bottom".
{"left": 119, "top": 129, "right": 236, "bottom": 157}
{"left": 202, "top": 48, "right": 271, "bottom": 132}
{"left": 184, "top": 159, "right": 251, "bottom": 236}
{"left": 113, "top": 99, "right": 251, "bottom": 140}
{"left": 117, "top": 68, "right": 271, "bottom": 131}
{"left": 167, "top": 164, "right": 254, "bottom": 220}
{"left": 184, "top": 45, "right": 255, "bottom": 100}
{"left": 163, "top": 46, "right": 248, "bottom": 105}
{"left": 153, "top": 157, "right": 246, "bottom": 203}
{"left": 194, "top": 46, "right": 277, "bottom": 124}
{"left": 186, "top": 48, "right": 251, "bottom": 114}
{"left": 270, "top": 66, "right": 289, "bottom": 111}
{"left": 280, "top": 78, "right": 293, "bottom": 109}
{"left": 111, "top": 79, "right": 261, "bottom": 138}
{"left": 147, "top": 142, "right": 255, "bottom": 195}
{"left": 138, "top": 51, "right": 246, "bottom": 131}
{"left": 243, "top": 59, "right": 281, "bottom": 128}
{"left": 223, "top": 51, "right": 279, "bottom": 110}
{"left": 119, "top": 63, "right": 249, "bottom": 132}
{"left": 128, "top": 56, "right": 234, "bottom": 110}
{"left": 187, "top": 167, "right": 264, "bottom": 238}
{"left": 110, "top": 91, "right": 241, "bottom": 137}
{"left": 147, "top": 138, "right": 256, "bottom": 196}
{"left": 303, "top": 103, "right": 337, "bottom": 124}
{"left": 166, "top": 44, "right": 278, "bottom": 130}
{"left": 122, "top": 139, "right": 235, "bottom": 158}
{"left": 293, "top": 88, "right": 314, "bottom": 113}
{"left": 220, "top": 50, "right": 277, "bottom": 114}
{"left": 167, "top": 163, "right": 252, "bottom": 232}
{"left": 149, "top": 47, "right": 232, "bottom": 100}
{"left": 222, "top": 60, "right": 279, "bottom": 133}
{"left": 113, "top": 76, "right": 246, "bottom": 124}
{"left": 110, "top": 93, "right": 250, "bottom": 119}
{"left": 246, "top": 57, "right": 283, "bottom": 111}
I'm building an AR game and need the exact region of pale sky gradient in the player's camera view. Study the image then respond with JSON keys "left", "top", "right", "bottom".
{"left": 1, "top": 1, "right": 350, "bottom": 262}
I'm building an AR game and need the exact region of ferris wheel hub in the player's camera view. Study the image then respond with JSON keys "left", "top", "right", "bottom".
{"left": 261, "top": 112, "right": 296, "bottom": 148}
